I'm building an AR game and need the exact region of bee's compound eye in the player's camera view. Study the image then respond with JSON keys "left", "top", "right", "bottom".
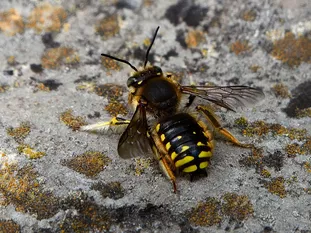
{"left": 127, "top": 76, "right": 138, "bottom": 87}
{"left": 154, "top": 66, "right": 162, "bottom": 74}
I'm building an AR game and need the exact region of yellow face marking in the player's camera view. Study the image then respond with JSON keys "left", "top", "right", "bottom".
{"left": 171, "top": 151, "right": 178, "bottom": 160}
{"left": 183, "top": 165, "right": 197, "bottom": 173}
{"left": 175, "top": 156, "right": 194, "bottom": 168}
{"left": 177, "top": 135, "right": 182, "bottom": 139}
{"left": 129, "top": 86, "right": 136, "bottom": 93}
{"left": 166, "top": 142, "right": 171, "bottom": 150}
{"left": 156, "top": 124, "right": 160, "bottom": 132}
{"left": 138, "top": 80, "right": 143, "bottom": 85}
{"left": 199, "top": 161, "right": 209, "bottom": 169}
{"left": 197, "top": 141, "right": 205, "bottom": 146}
{"left": 198, "top": 151, "right": 212, "bottom": 158}
{"left": 160, "top": 134, "right": 165, "bottom": 141}
{"left": 181, "top": 145, "right": 189, "bottom": 153}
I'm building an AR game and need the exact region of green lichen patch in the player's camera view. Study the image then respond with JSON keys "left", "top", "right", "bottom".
{"left": 95, "top": 14, "right": 120, "bottom": 39}
{"left": 60, "top": 192, "right": 111, "bottom": 232}
{"left": 188, "top": 197, "right": 222, "bottom": 227}
{"left": 264, "top": 177, "right": 287, "bottom": 198}
{"left": 271, "top": 83, "right": 291, "bottom": 98}
{"left": 41, "top": 47, "right": 80, "bottom": 69}
{"left": 6, "top": 122, "right": 31, "bottom": 143}
{"left": 27, "top": 3, "right": 67, "bottom": 33}
{"left": 221, "top": 193, "right": 254, "bottom": 221}
{"left": 0, "top": 164, "right": 60, "bottom": 220}
{"left": 17, "top": 144, "right": 46, "bottom": 159}
{"left": 271, "top": 32, "right": 311, "bottom": 67}
{"left": 0, "top": 220, "right": 20, "bottom": 233}
{"left": 0, "top": 9, "right": 25, "bottom": 36}
{"left": 62, "top": 151, "right": 111, "bottom": 178}
{"left": 91, "top": 181, "right": 125, "bottom": 200}
{"left": 60, "top": 109, "right": 86, "bottom": 131}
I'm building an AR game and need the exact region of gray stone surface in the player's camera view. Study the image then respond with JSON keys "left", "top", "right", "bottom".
{"left": 0, "top": 0, "right": 311, "bottom": 232}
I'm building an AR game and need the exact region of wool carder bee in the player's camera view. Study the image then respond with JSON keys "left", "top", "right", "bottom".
{"left": 82, "top": 27, "right": 264, "bottom": 192}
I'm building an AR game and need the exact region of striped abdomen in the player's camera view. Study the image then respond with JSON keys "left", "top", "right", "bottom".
{"left": 156, "top": 113, "right": 213, "bottom": 173}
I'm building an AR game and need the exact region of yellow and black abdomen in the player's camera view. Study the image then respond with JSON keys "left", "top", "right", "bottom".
{"left": 156, "top": 113, "right": 213, "bottom": 174}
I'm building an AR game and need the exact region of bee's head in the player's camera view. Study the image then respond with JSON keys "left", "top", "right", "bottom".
{"left": 127, "top": 66, "right": 163, "bottom": 88}
{"left": 100, "top": 26, "right": 161, "bottom": 92}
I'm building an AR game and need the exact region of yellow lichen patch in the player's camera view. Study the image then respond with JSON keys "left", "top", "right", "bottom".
{"left": 230, "top": 40, "right": 250, "bottom": 55}
{"left": 239, "top": 147, "right": 264, "bottom": 173}
{"left": 95, "top": 14, "right": 120, "bottom": 39}
{"left": 101, "top": 56, "right": 121, "bottom": 74}
{"left": 303, "top": 162, "right": 311, "bottom": 173}
{"left": 17, "top": 144, "right": 46, "bottom": 159}
{"left": 0, "top": 84, "right": 9, "bottom": 93}
{"left": 143, "top": 38, "right": 151, "bottom": 47}
{"left": 165, "top": 71, "right": 184, "bottom": 83}
{"left": 260, "top": 168, "right": 271, "bottom": 178}
{"left": 41, "top": 47, "right": 80, "bottom": 69}
{"left": 241, "top": 10, "right": 256, "bottom": 22}
{"left": 271, "top": 32, "right": 311, "bottom": 67}
{"left": 221, "top": 193, "right": 254, "bottom": 221}
{"left": 249, "top": 65, "right": 261, "bottom": 72}
{"left": 271, "top": 83, "right": 291, "bottom": 98}
{"left": 265, "top": 177, "right": 287, "bottom": 198}
{"left": 7, "top": 56, "right": 17, "bottom": 66}
{"left": 6, "top": 122, "right": 31, "bottom": 143}
{"left": 295, "top": 107, "right": 311, "bottom": 118}
{"left": 75, "top": 81, "right": 96, "bottom": 92}
{"left": 36, "top": 82, "right": 50, "bottom": 92}
{"left": 286, "top": 143, "right": 304, "bottom": 156}
{"left": 235, "top": 118, "right": 308, "bottom": 141}
{"left": 0, "top": 220, "right": 20, "bottom": 232}
{"left": 63, "top": 151, "right": 111, "bottom": 178}
{"left": 185, "top": 30, "right": 206, "bottom": 48}
{"left": 134, "top": 158, "right": 151, "bottom": 176}
{"left": 188, "top": 198, "right": 222, "bottom": 227}
{"left": 95, "top": 83, "right": 125, "bottom": 99}
{"left": 27, "top": 3, "right": 67, "bottom": 33}
{"left": 60, "top": 109, "right": 86, "bottom": 131}
{"left": 105, "top": 101, "right": 128, "bottom": 117}
{"left": 0, "top": 9, "right": 25, "bottom": 36}
{"left": 0, "top": 164, "right": 59, "bottom": 219}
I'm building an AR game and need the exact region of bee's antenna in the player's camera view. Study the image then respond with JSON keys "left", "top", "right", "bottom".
{"left": 101, "top": 53, "right": 138, "bottom": 72}
{"left": 144, "top": 26, "right": 160, "bottom": 68}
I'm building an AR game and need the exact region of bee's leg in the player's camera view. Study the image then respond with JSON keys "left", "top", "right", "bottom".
{"left": 80, "top": 116, "right": 130, "bottom": 134}
{"left": 149, "top": 131, "right": 177, "bottom": 192}
{"left": 196, "top": 105, "right": 251, "bottom": 148}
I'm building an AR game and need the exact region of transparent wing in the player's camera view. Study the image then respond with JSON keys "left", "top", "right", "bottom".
{"left": 117, "top": 104, "right": 152, "bottom": 159}
{"left": 181, "top": 85, "right": 264, "bottom": 111}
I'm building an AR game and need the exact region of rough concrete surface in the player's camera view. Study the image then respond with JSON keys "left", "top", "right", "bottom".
{"left": 0, "top": 0, "right": 311, "bottom": 232}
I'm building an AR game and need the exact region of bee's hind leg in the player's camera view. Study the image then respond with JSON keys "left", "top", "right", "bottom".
{"left": 196, "top": 105, "right": 252, "bottom": 148}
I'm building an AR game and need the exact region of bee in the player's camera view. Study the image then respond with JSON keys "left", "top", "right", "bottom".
{"left": 82, "top": 26, "right": 264, "bottom": 192}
